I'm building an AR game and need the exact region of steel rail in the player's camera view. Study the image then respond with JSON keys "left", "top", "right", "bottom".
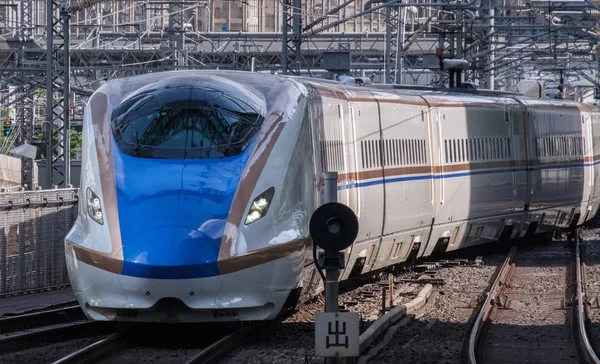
{"left": 51, "top": 331, "right": 129, "bottom": 364}
{"left": 185, "top": 321, "right": 265, "bottom": 364}
{"left": 0, "top": 321, "right": 101, "bottom": 353}
{"left": 462, "top": 243, "right": 518, "bottom": 364}
{"left": 573, "top": 233, "right": 600, "bottom": 364}
{"left": 0, "top": 304, "right": 83, "bottom": 333}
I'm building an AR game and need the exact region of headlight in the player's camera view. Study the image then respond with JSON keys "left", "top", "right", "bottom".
{"left": 87, "top": 187, "right": 104, "bottom": 225}
{"left": 244, "top": 187, "right": 275, "bottom": 225}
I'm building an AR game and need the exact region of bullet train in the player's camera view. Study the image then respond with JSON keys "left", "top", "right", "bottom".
{"left": 65, "top": 70, "right": 600, "bottom": 322}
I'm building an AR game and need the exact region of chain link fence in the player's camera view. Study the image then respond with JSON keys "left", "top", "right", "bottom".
{"left": 0, "top": 188, "right": 78, "bottom": 297}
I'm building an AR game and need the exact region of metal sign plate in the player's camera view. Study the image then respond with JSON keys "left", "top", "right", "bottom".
{"left": 315, "top": 312, "right": 359, "bottom": 357}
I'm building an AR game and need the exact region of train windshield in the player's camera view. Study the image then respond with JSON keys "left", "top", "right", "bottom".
{"left": 111, "top": 76, "right": 265, "bottom": 159}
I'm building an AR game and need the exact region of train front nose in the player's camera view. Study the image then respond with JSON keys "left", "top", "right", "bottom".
{"left": 110, "top": 74, "right": 265, "bottom": 280}
{"left": 115, "top": 159, "right": 242, "bottom": 280}
{"left": 122, "top": 226, "right": 221, "bottom": 279}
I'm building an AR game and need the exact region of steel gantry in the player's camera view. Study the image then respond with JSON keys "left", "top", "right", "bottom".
{"left": 0, "top": 0, "right": 599, "bottom": 188}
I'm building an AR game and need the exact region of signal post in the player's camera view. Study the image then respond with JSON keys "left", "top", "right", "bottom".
{"left": 312, "top": 172, "right": 360, "bottom": 363}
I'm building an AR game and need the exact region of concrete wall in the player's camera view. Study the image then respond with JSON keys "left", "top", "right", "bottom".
{"left": 0, "top": 154, "right": 38, "bottom": 190}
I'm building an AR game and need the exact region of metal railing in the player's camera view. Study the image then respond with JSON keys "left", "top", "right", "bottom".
{"left": 0, "top": 188, "right": 78, "bottom": 297}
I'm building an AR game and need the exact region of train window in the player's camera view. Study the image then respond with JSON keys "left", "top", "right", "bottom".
{"left": 330, "top": 141, "right": 335, "bottom": 170}
{"left": 413, "top": 139, "right": 417, "bottom": 164}
{"left": 483, "top": 138, "right": 488, "bottom": 160}
{"left": 559, "top": 136, "right": 563, "bottom": 156}
{"left": 339, "top": 141, "right": 343, "bottom": 170}
{"left": 328, "top": 141, "right": 332, "bottom": 170}
{"left": 569, "top": 136, "right": 572, "bottom": 156}
{"left": 366, "top": 140, "right": 370, "bottom": 168}
{"left": 570, "top": 136, "right": 574, "bottom": 156}
{"left": 498, "top": 138, "right": 502, "bottom": 159}
{"left": 481, "top": 138, "right": 485, "bottom": 160}
{"left": 111, "top": 77, "right": 265, "bottom": 159}
{"left": 370, "top": 140, "right": 375, "bottom": 168}
{"left": 452, "top": 139, "right": 457, "bottom": 163}
{"left": 373, "top": 140, "right": 378, "bottom": 167}
{"left": 401, "top": 140, "right": 405, "bottom": 165}
{"left": 371, "top": 140, "right": 375, "bottom": 168}
{"left": 415, "top": 139, "right": 419, "bottom": 164}
{"left": 560, "top": 136, "right": 563, "bottom": 156}
{"left": 445, "top": 140, "right": 449, "bottom": 164}
{"left": 455, "top": 139, "right": 459, "bottom": 162}
{"left": 394, "top": 139, "right": 399, "bottom": 166}
{"left": 373, "top": 140, "right": 377, "bottom": 167}
{"left": 460, "top": 139, "right": 465, "bottom": 162}
{"left": 328, "top": 141, "right": 332, "bottom": 169}
{"left": 497, "top": 138, "right": 502, "bottom": 159}
{"left": 325, "top": 140, "right": 335, "bottom": 171}
{"left": 361, "top": 140, "right": 365, "bottom": 169}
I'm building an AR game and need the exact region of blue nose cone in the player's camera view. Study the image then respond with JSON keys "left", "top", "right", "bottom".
{"left": 112, "top": 140, "right": 250, "bottom": 279}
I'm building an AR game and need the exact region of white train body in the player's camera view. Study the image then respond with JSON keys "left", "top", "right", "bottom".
{"left": 65, "top": 71, "right": 600, "bottom": 322}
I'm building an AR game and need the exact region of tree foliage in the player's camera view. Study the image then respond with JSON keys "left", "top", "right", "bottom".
{"left": 34, "top": 129, "right": 82, "bottom": 160}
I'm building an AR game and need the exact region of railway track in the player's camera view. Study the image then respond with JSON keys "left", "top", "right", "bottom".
{"left": 0, "top": 304, "right": 84, "bottom": 334}
{"left": 0, "top": 302, "right": 117, "bottom": 359}
{"left": 50, "top": 321, "right": 265, "bottom": 364}
{"left": 462, "top": 231, "right": 600, "bottom": 364}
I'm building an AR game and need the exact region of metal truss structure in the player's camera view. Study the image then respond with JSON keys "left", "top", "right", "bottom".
{"left": 0, "top": 0, "right": 599, "bottom": 189}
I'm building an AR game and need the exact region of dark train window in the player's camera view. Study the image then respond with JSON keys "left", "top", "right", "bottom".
{"left": 112, "top": 76, "right": 265, "bottom": 159}
{"left": 360, "top": 138, "right": 428, "bottom": 168}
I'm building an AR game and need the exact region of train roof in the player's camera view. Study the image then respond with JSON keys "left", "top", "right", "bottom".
{"left": 98, "top": 71, "right": 600, "bottom": 113}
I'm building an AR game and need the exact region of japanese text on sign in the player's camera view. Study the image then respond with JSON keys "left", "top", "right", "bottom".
{"left": 315, "top": 312, "right": 359, "bottom": 357}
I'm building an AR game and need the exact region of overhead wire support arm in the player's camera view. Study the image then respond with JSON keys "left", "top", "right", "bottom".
{"left": 302, "top": 0, "right": 356, "bottom": 32}
{"left": 67, "top": 0, "right": 109, "bottom": 13}
{"left": 303, "top": 0, "right": 481, "bottom": 37}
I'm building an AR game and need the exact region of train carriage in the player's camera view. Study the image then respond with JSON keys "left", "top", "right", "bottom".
{"left": 65, "top": 70, "right": 600, "bottom": 322}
